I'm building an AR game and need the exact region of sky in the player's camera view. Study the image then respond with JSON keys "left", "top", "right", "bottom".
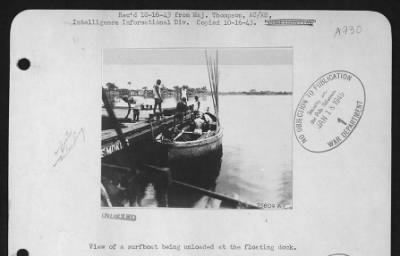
{"left": 102, "top": 48, "right": 293, "bottom": 92}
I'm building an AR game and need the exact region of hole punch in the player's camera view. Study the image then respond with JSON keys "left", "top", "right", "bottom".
{"left": 17, "top": 249, "right": 29, "bottom": 256}
{"left": 17, "top": 58, "right": 30, "bottom": 71}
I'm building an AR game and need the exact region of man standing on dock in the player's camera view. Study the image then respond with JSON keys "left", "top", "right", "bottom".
{"left": 181, "top": 85, "right": 188, "bottom": 100}
{"left": 131, "top": 96, "right": 142, "bottom": 122}
{"left": 153, "top": 79, "right": 163, "bottom": 115}
{"left": 194, "top": 96, "right": 201, "bottom": 115}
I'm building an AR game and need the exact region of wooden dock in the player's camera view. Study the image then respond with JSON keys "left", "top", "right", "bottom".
{"left": 101, "top": 112, "right": 192, "bottom": 158}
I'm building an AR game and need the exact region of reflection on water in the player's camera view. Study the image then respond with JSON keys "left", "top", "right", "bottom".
{"left": 103, "top": 95, "right": 292, "bottom": 209}
{"left": 167, "top": 155, "right": 222, "bottom": 208}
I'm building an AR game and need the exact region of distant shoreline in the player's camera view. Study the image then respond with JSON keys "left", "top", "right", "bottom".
{"left": 218, "top": 92, "right": 292, "bottom": 96}
{"left": 192, "top": 91, "right": 292, "bottom": 96}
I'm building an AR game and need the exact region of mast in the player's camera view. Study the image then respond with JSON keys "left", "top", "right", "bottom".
{"left": 205, "top": 49, "right": 220, "bottom": 124}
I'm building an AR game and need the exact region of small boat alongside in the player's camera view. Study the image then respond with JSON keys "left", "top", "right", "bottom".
{"left": 155, "top": 112, "right": 223, "bottom": 163}
{"left": 155, "top": 49, "right": 223, "bottom": 170}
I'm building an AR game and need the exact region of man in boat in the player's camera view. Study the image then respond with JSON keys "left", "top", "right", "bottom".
{"left": 193, "top": 112, "right": 205, "bottom": 136}
{"left": 175, "top": 97, "right": 188, "bottom": 121}
{"left": 192, "top": 111, "right": 214, "bottom": 134}
{"left": 153, "top": 79, "right": 163, "bottom": 115}
{"left": 202, "top": 112, "right": 214, "bottom": 132}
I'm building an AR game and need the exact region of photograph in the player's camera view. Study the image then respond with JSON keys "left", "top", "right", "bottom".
{"left": 101, "top": 47, "right": 293, "bottom": 209}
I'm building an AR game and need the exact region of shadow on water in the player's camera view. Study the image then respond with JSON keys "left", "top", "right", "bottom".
{"left": 101, "top": 139, "right": 224, "bottom": 208}
{"left": 166, "top": 156, "right": 222, "bottom": 208}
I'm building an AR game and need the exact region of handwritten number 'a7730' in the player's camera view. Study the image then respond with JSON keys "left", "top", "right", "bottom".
{"left": 53, "top": 128, "right": 85, "bottom": 167}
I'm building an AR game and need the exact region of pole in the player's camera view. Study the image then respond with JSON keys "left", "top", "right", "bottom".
{"left": 102, "top": 88, "right": 130, "bottom": 150}
{"left": 143, "top": 164, "right": 262, "bottom": 209}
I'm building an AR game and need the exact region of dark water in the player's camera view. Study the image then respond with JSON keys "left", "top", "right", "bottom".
{"left": 102, "top": 95, "right": 292, "bottom": 209}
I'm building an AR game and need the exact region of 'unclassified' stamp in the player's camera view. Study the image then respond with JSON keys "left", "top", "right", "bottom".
{"left": 294, "top": 70, "right": 365, "bottom": 153}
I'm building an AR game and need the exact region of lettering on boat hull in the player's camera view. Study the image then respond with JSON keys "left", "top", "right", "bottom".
{"left": 101, "top": 140, "right": 124, "bottom": 157}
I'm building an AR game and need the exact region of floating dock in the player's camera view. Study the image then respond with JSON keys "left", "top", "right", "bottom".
{"left": 101, "top": 112, "right": 192, "bottom": 158}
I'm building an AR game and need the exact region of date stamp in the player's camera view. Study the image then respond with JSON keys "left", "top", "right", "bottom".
{"left": 294, "top": 71, "right": 365, "bottom": 153}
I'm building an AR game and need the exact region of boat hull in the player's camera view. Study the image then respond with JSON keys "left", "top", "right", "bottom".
{"left": 167, "top": 129, "right": 223, "bottom": 162}
{"left": 157, "top": 127, "right": 223, "bottom": 163}
{"left": 159, "top": 128, "right": 223, "bottom": 182}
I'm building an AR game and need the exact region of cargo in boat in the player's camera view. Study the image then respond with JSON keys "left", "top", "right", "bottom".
{"left": 155, "top": 112, "right": 223, "bottom": 162}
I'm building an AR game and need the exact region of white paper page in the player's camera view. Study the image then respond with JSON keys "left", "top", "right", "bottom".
{"left": 9, "top": 10, "right": 391, "bottom": 256}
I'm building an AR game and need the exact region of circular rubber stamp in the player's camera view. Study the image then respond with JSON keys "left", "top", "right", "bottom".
{"left": 294, "top": 70, "right": 365, "bottom": 153}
